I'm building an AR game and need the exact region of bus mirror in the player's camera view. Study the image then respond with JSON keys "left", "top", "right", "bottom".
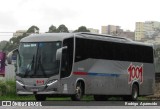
{"left": 12, "top": 49, "right": 18, "bottom": 55}
{"left": 56, "top": 48, "right": 62, "bottom": 60}
{"left": 7, "top": 51, "right": 13, "bottom": 64}
{"left": 56, "top": 46, "right": 68, "bottom": 60}
{"left": 63, "top": 46, "right": 68, "bottom": 49}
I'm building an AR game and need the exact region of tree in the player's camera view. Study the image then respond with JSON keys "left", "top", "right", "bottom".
{"left": 9, "top": 37, "right": 17, "bottom": 45}
{"left": 57, "top": 24, "right": 69, "bottom": 33}
{"left": 2, "top": 25, "right": 39, "bottom": 53}
{"left": 27, "top": 25, "right": 39, "bottom": 33}
{"left": 0, "top": 41, "right": 8, "bottom": 51}
{"left": 2, "top": 42, "right": 18, "bottom": 53}
{"left": 48, "top": 25, "right": 57, "bottom": 33}
{"left": 74, "top": 26, "right": 90, "bottom": 32}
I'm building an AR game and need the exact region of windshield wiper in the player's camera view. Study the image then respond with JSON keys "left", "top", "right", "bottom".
{"left": 24, "top": 55, "right": 35, "bottom": 77}
{"left": 37, "top": 55, "right": 47, "bottom": 77}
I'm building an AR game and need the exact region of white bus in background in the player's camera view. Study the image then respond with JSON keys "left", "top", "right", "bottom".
{"left": 7, "top": 49, "right": 17, "bottom": 64}
{"left": 12, "top": 33, "right": 155, "bottom": 101}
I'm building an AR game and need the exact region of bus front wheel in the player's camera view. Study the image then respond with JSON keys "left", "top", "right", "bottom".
{"left": 35, "top": 94, "right": 46, "bottom": 101}
{"left": 71, "top": 82, "right": 83, "bottom": 101}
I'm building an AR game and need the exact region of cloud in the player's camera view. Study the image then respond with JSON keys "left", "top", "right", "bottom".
{"left": 0, "top": 0, "right": 160, "bottom": 33}
{"left": 40, "top": 7, "right": 78, "bottom": 22}
{"left": 0, "top": 12, "right": 17, "bottom": 31}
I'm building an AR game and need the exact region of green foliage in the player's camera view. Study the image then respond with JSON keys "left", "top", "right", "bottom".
{"left": 0, "top": 41, "right": 8, "bottom": 51}
{"left": 27, "top": 25, "right": 39, "bottom": 33}
{"left": 1, "top": 24, "right": 91, "bottom": 53}
{"left": 0, "top": 95, "right": 35, "bottom": 100}
{"left": 0, "top": 81, "right": 8, "bottom": 95}
{"left": 2, "top": 25, "right": 38, "bottom": 53}
{"left": 2, "top": 42, "right": 18, "bottom": 53}
{"left": 48, "top": 24, "right": 69, "bottom": 33}
{"left": 6, "top": 80, "right": 16, "bottom": 95}
{"left": 74, "top": 26, "right": 90, "bottom": 32}
{"left": 48, "top": 25, "right": 57, "bottom": 33}
{"left": 57, "top": 24, "right": 69, "bottom": 33}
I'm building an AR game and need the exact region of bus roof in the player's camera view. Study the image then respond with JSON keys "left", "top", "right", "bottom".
{"left": 20, "top": 33, "right": 74, "bottom": 42}
{"left": 76, "top": 33, "right": 152, "bottom": 47}
{"left": 20, "top": 32, "right": 152, "bottom": 47}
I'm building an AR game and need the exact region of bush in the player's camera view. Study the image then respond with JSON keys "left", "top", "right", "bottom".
{"left": 0, "top": 80, "right": 16, "bottom": 96}
{"left": 6, "top": 80, "right": 16, "bottom": 95}
{"left": 0, "top": 81, "right": 8, "bottom": 95}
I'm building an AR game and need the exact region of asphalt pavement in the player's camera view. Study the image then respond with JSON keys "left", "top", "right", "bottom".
{"left": 0, "top": 106, "right": 160, "bottom": 109}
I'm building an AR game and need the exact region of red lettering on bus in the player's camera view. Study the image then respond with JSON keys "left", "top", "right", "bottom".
{"left": 36, "top": 80, "right": 44, "bottom": 85}
{"left": 128, "top": 63, "right": 143, "bottom": 84}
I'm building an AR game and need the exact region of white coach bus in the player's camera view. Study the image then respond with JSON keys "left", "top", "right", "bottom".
{"left": 13, "top": 32, "right": 155, "bottom": 101}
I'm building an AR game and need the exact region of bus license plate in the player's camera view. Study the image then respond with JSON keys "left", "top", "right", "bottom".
{"left": 31, "top": 89, "right": 38, "bottom": 92}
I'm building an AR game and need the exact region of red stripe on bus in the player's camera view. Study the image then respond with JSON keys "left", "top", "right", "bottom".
{"left": 73, "top": 72, "right": 87, "bottom": 75}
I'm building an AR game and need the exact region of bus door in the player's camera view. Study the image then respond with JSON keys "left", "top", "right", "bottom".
{"left": 59, "top": 38, "right": 74, "bottom": 93}
{"left": 60, "top": 38, "right": 74, "bottom": 79}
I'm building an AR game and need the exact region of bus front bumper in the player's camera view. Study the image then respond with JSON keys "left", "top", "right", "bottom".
{"left": 17, "top": 91, "right": 59, "bottom": 95}
{"left": 16, "top": 80, "right": 61, "bottom": 95}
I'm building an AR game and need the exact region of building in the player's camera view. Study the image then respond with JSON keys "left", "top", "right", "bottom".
{"left": 135, "top": 22, "right": 144, "bottom": 41}
{"left": 88, "top": 28, "right": 99, "bottom": 34}
{"left": 13, "top": 30, "right": 27, "bottom": 37}
{"left": 144, "top": 21, "right": 160, "bottom": 31}
{"left": 119, "top": 31, "right": 135, "bottom": 40}
{"left": 101, "top": 26, "right": 108, "bottom": 34}
{"left": 144, "top": 21, "right": 160, "bottom": 38}
{"left": 101, "top": 25, "right": 123, "bottom": 35}
{"left": 101, "top": 25, "right": 134, "bottom": 39}
{"left": 135, "top": 21, "right": 160, "bottom": 41}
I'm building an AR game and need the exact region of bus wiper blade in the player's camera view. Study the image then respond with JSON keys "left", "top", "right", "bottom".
{"left": 24, "top": 55, "right": 35, "bottom": 77}
{"left": 37, "top": 55, "right": 47, "bottom": 77}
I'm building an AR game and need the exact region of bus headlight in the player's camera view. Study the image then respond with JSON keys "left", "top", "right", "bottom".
{"left": 16, "top": 80, "right": 24, "bottom": 87}
{"left": 46, "top": 80, "right": 58, "bottom": 87}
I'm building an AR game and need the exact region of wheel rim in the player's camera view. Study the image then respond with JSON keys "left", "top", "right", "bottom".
{"left": 133, "top": 87, "right": 138, "bottom": 99}
{"left": 75, "top": 87, "right": 82, "bottom": 99}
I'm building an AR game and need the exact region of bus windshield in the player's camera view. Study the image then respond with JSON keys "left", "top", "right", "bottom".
{"left": 17, "top": 42, "right": 61, "bottom": 78}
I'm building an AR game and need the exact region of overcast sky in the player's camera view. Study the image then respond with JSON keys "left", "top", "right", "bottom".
{"left": 0, "top": 0, "right": 160, "bottom": 41}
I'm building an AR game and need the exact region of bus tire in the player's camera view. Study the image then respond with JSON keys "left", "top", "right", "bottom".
{"left": 131, "top": 84, "right": 139, "bottom": 101}
{"left": 94, "top": 95, "right": 107, "bottom": 101}
{"left": 71, "top": 82, "right": 83, "bottom": 101}
{"left": 35, "top": 94, "right": 46, "bottom": 101}
{"left": 124, "top": 84, "right": 139, "bottom": 101}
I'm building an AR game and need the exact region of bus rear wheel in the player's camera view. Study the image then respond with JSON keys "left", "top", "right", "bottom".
{"left": 35, "top": 94, "right": 46, "bottom": 101}
{"left": 71, "top": 82, "right": 83, "bottom": 101}
{"left": 123, "top": 84, "right": 139, "bottom": 101}
{"left": 131, "top": 84, "right": 138, "bottom": 101}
